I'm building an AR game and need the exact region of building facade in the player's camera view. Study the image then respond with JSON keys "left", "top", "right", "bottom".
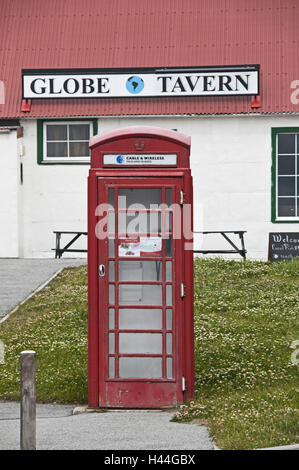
{"left": 0, "top": 0, "right": 298, "bottom": 260}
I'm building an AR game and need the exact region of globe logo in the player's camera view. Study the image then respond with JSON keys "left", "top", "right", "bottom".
{"left": 126, "top": 76, "right": 144, "bottom": 94}
{"left": 116, "top": 155, "right": 124, "bottom": 164}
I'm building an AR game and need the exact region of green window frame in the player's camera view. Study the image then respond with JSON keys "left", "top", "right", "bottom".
{"left": 37, "top": 118, "right": 98, "bottom": 164}
{"left": 271, "top": 127, "right": 299, "bottom": 223}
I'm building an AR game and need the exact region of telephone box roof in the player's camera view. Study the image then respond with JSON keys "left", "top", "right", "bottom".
{"left": 89, "top": 126, "right": 191, "bottom": 149}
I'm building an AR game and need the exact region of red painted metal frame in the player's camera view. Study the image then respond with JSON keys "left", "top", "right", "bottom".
{"left": 88, "top": 127, "right": 193, "bottom": 408}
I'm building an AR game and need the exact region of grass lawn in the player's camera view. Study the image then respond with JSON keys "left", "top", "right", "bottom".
{"left": 0, "top": 259, "right": 298, "bottom": 449}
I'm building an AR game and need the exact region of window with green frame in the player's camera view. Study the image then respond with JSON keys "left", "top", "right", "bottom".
{"left": 272, "top": 127, "right": 299, "bottom": 222}
{"left": 37, "top": 119, "right": 98, "bottom": 164}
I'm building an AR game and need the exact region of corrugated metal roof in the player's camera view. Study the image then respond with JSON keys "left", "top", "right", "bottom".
{"left": 0, "top": 0, "right": 298, "bottom": 118}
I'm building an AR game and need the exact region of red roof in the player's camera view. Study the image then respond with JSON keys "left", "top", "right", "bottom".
{"left": 0, "top": 0, "right": 298, "bottom": 118}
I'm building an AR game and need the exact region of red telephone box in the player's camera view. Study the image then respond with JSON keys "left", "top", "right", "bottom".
{"left": 88, "top": 126, "right": 194, "bottom": 408}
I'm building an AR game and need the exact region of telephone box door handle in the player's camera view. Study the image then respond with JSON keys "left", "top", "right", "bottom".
{"left": 99, "top": 264, "right": 106, "bottom": 277}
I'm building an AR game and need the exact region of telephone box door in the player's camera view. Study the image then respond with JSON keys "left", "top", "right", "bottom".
{"left": 97, "top": 176, "right": 185, "bottom": 408}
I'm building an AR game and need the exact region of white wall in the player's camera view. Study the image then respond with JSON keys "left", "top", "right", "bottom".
{"left": 0, "top": 130, "right": 19, "bottom": 257}
{"left": 9, "top": 113, "right": 298, "bottom": 260}
{"left": 20, "top": 121, "right": 89, "bottom": 258}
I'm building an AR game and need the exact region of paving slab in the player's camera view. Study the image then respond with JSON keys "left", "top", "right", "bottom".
{"left": 0, "top": 258, "right": 86, "bottom": 319}
{"left": 0, "top": 402, "right": 215, "bottom": 450}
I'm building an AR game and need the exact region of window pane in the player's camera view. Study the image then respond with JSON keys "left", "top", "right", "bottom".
{"left": 69, "top": 142, "right": 89, "bottom": 157}
{"left": 166, "top": 188, "right": 172, "bottom": 207}
{"left": 109, "top": 285, "right": 115, "bottom": 304}
{"left": 119, "top": 285, "right": 162, "bottom": 305}
{"left": 118, "top": 188, "right": 162, "bottom": 209}
{"left": 166, "top": 237, "right": 172, "bottom": 257}
{"left": 166, "top": 358, "right": 173, "bottom": 378}
{"left": 297, "top": 198, "right": 299, "bottom": 217}
{"left": 277, "top": 198, "right": 295, "bottom": 217}
{"left": 46, "top": 124, "right": 67, "bottom": 141}
{"left": 119, "top": 212, "right": 162, "bottom": 234}
{"left": 109, "top": 308, "right": 114, "bottom": 329}
{"left": 278, "top": 155, "right": 295, "bottom": 175}
{"left": 166, "top": 285, "right": 172, "bottom": 305}
{"left": 109, "top": 357, "right": 115, "bottom": 378}
{"left": 119, "top": 261, "right": 162, "bottom": 281}
{"left": 166, "top": 309, "right": 172, "bottom": 329}
{"left": 277, "top": 134, "right": 295, "bottom": 154}
{"left": 109, "top": 261, "right": 115, "bottom": 281}
{"left": 278, "top": 177, "right": 295, "bottom": 196}
{"left": 109, "top": 333, "right": 115, "bottom": 353}
{"left": 119, "top": 308, "right": 162, "bottom": 329}
{"left": 166, "top": 261, "right": 172, "bottom": 281}
{"left": 166, "top": 333, "right": 172, "bottom": 354}
{"left": 119, "top": 333, "right": 162, "bottom": 354}
{"left": 119, "top": 357, "right": 162, "bottom": 378}
{"left": 47, "top": 142, "right": 67, "bottom": 158}
{"left": 109, "top": 239, "right": 115, "bottom": 257}
{"left": 69, "top": 124, "right": 90, "bottom": 140}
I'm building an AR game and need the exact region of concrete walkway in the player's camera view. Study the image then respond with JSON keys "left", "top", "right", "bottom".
{"left": 0, "top": 402, "right": 215, "bottom": 450}
{"left": 0, "top": 258, "right": 86, "bottom": 319}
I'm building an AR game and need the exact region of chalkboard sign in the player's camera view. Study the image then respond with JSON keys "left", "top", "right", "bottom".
{"left": 269, "top": 233, "right": 299, "bottom": 261}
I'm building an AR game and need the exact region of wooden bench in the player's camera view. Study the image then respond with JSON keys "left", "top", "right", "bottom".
{"left": 193, "top": 231, "right": 247, "bottom": 259}
{"left": 53, "top": 231, "right": 87, "bottom": 258}
{"left": 53, "top": 230, "right": 247, "bottom": 259}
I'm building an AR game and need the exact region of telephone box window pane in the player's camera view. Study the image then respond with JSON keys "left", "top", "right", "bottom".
{"left": 277, "top": 198, "right": 295, "bottom": 217}
{"left": 69, "top": 142, "right": 89, "bottom": 157}
{"left": 47, "top": 142, "right": 67, "bottom": 158}
{"left": 109, "top": 239, "right": 115, "bottom": 257}
{"left": 119, "top": 308, "right": 162, "bottom": 329}
{"left": 119, "top": 261, "right": 162, "bottom": 281}
{"left": 119, "top": 333, "right": 162, "bottom": 354}
{"left": 120, "top": 212, "right": 161, "bottom": 234}
{"left": 108, "top": 210, "right": 115, "bottom": 235}
{"left": 277, "top": 134, "right": 295, "bottom": 154}
{"left": 166, "top": 262, "right": 172, "bottom": 281}
{"left": 166, "top": 309, "right": 172, "bottom": 330}
{"left": 118, "top": 188, "right": 162, "bottom": 209}
{"left": 109, "top": 285, "right": 115, "bottom": 304}
{"left": 166, "top": 333, "right": 172, "bottom": 354}
{"left": 69, "top": 124, "right": 90, "bottom": 140}
{"left": 109, "top": 333, "right": 115, "bottom": 353}
{"left": 46, "top": 124, "right": 67, "bottom": 141}
{"left": 278, "top": 155, "right": 295, "bottom": 175}
{"left": 166, "top": 238, "right": 172, "bottom": 257}
{"left": 119, "top": 357, "right": 162, "bottom": 378}
{"left": 297, "top": 198, "right": 299, "bottom": 216}
{"left": 109, "top": 308, "right": 114, "bottom": 329}
{"left": 166, "top": 285, "right": 172, "bottom": 306}
{"left": 166, "top": 188, "right": 172, "bottom": 207}
{"left": 108, "top": 188, "right": 115, "bottom": 206}
{"left": 278, "top": 177, "right": 295, "bottom": 196}
{"left": 109, "top": 357, "right": 115, "bottom": 378}
{"left": 166, "top": 358, "right": 173, "bottom": 378}
{"left": 109, "top": 261, "right": 115, "bottom": 281}
{"left": 165, "top": 212, "right": 172, "bottom": 233}
{"left": 119, "top": 285, "right": 162, "bottom": 305}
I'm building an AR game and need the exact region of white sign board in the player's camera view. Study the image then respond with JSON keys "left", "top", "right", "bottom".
{"left": 103, "top": 154, "right": 177, "bottom": 166}
{"left": 22, "top": 66, "right": 259, "bottom": 99}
